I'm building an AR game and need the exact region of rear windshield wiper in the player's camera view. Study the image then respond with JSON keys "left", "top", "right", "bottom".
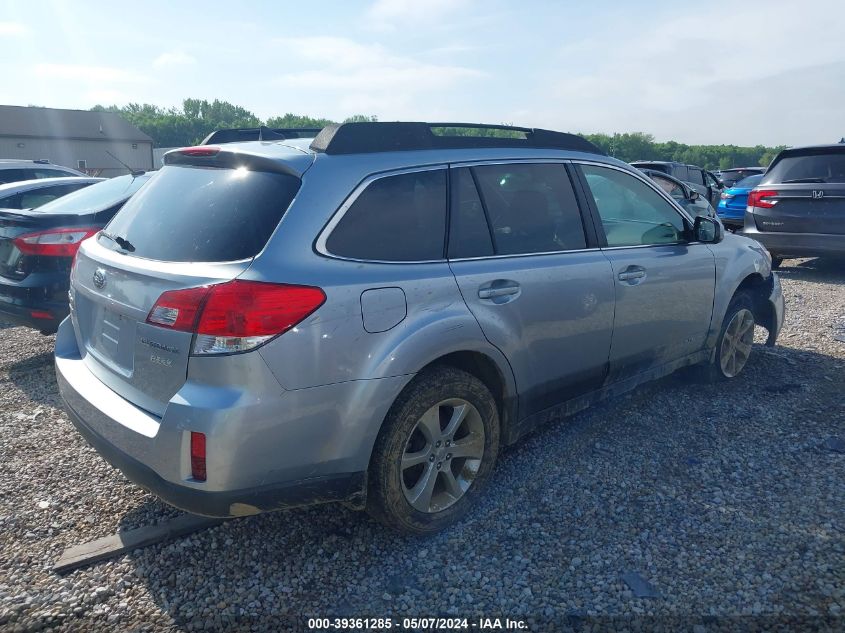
{"left": 782, "top": 177, "right": 827, "bottom": 183}
{"left": 100, "top": 231, "right": 135, "bottom": 252}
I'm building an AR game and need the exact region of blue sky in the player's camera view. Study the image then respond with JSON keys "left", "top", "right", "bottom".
{"left": 1, "top": 0, "right": 843, "bottom": 146}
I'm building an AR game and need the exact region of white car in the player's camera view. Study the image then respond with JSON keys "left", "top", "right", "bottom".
{"left": 0, "top": 159, "right": 86, "bottom": 185}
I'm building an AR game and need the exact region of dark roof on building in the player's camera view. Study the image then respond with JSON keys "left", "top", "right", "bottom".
{"left": 0, "top": 105, "right": 152, "bottom": 142}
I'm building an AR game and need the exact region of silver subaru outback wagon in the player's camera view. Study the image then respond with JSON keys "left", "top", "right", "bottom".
{"left": 55, "top": 122, "right": 784, "bottom": 534}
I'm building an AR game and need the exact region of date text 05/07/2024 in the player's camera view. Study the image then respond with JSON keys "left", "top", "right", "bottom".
{"left": 307, "top": 617, "right": 529, "bottom": 630}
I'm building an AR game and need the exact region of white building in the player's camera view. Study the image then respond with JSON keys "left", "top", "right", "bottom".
{"left": 0, "top": 105, "right": 154, "bottom": 177}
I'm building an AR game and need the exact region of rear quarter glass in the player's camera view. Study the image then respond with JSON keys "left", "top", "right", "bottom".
{"left": 99, "top": 165, "right": 300, "bottom": 262}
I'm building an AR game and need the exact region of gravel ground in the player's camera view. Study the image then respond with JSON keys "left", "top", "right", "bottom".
{"left": 0, "top": 258, "right": 843, "bottom": 632}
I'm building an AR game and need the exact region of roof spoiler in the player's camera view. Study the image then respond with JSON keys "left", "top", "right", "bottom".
{"left": 200, "top": 126, "right": 323, "bottom": 145}
{"left": 308, "top": 122, "right": 605, "bottom": 156}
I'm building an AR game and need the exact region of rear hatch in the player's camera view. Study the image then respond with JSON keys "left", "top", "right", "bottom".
{"left": 70, "top": 151, "right": 305, "bottom": 416}
{"left": 752, "top": 147, "right": 845, "bottom": 234}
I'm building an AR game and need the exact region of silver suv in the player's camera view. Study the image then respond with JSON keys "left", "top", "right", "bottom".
{"left": 55, "top": 122, "right": 785, "bottom": 534}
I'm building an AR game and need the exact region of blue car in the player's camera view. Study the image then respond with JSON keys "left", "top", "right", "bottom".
{"left": 717, "top": 174, "right": 763, "bottom": 230}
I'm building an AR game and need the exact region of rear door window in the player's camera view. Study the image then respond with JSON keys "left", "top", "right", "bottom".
{"left": 762, "top": 150, "right": 845, "bottom": 184}
{"left": 0, "top": 169, "right": 26, "bottom": 184}
{"left": 325, "top": 169, "right": 447, "bottom": 261}
{"left": 100, "top": 165, "right": 301, "bottom": 262}
{"left": 469, "top": 163, "right": 586, "bottom": 255}
{"left": 33, "top": 168, "right": 72, "bottom": 179}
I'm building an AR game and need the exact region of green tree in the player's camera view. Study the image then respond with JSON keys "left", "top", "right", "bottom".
{"left": 90, "top": 100, "right": 786, "bottom": 166}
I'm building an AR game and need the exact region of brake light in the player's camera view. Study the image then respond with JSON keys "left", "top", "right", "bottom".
{"left": 747, "top": 189, "right": 779, "bottom": 209}
{"left": 190, "top": 432, "right": 206, "bottom": 481}
{"left": 180, "top": 146, "right": 220, "bottom": 157}
{"left": 146, "top": 280, "right": 326, "bottom": 355}
{"left": 14, "top": 227, "right": 99, "bottom": 257}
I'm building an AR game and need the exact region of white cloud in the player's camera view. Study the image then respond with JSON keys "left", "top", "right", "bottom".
{"left": 153, "top": 50, "right": 197, "bottom": 68}
{"left": 365, "top": 0, "right": 471, "bottom": 30}
{"left": 0, "top": 21, "right": 27, "bottom": 36}
{"left": 542, "top": 0, "right": 845, "bottom": 144}
{"left": 34, "top": 63, "right": 148, "bottom": 83}
{"left": 273, "top": 36, "right": 485, "bottom": 117}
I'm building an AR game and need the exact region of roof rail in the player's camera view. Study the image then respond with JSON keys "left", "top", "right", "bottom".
{"left": 309, "top": 122, "right": 604, "bottom": 156}
{"left": 200, "top": 126, "right": 323, "bottom": 145}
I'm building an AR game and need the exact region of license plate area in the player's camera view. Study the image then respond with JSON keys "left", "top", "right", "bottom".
{"left": 91, "top": 307, "right": 136, "bottom": 374}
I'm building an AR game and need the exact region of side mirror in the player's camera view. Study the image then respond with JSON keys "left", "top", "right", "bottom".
{"left": 693, "top": 215, "right": 723, "bottom": 243}
{"left": 688, "top": 189, "right": 700, "bottom": 201}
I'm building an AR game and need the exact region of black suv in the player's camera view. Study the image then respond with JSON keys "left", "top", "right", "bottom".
{"left": 743, "top": 143, "right": 845, "bottom": 266}
{"left": 630, "top": 161, "right": 723, "bottom": 207}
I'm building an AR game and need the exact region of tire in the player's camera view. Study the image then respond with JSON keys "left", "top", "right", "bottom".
{"left": 771, "top": 256, "right": 784, "bottom": 270}
{"left": 366, "top": 366, "right": 500, "bottom": 534}
{"left": 701, "top": 291, "right": 756, "bottom": 382}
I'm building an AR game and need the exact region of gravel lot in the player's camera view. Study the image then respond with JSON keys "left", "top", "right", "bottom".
{"left": 0, "top": 258, "right": 843, "bottom": 632}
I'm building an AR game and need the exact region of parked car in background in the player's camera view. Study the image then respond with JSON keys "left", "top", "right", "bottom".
{"left": 630, "top": 161, "right": 723, "bottom": 207}
{"left": 637, "top": 167, "right": 717, "bottom": 218}
{"left": 718, "top": 167, "right": 765, "bottom": 188}
{"left": 0, "top": 177, "right": 103, "bottom": 210}
{"left": 0, "top": 173, "right": 151, "bottom": 333}
{"left": 743, "top": 143, "right": 845, "bottom": 268}
{"left": 56, "top": 122, "right": 783, "bottom": 534}
{"left": 717, "top": 174, "right": 763, "bottom": 230}
{"left": 0, "top": 159, "right": 87, "bottom": 185}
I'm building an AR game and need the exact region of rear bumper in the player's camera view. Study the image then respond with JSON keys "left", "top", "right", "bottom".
{"left": 64, "top": 397, "right": 365, "bottom": 516}
{"left": 0, "top": 280, "right": 68, "bottom": 332}
{"left": 742, "top": 225, "right": 845, "bottom": 258}
{"left": 55, "top": 317, "right": 405, "bottom": 517}
{"left": 716, "top": 207, "right": 745, "bottom": 226}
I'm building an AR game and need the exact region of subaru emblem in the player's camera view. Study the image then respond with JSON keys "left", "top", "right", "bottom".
{"left": 93, "top": 268, "right": 107, "bottom": 289}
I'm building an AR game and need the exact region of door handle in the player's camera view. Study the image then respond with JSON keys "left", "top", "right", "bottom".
{"left": 617, "top": 267, "right": 646, "bottom": 282}
{"left": 478, "top": 285, "right": 520, "bottom": 299}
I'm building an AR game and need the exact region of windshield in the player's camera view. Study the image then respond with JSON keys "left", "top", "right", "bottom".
{"left": 734, "top": 174, "right": 763, "bottom": 189}
{"left": 761, "top": 149, "right": 845, "bottom": 184}
{"left": 36, "top": 173, "right": 151, "bottom": 215}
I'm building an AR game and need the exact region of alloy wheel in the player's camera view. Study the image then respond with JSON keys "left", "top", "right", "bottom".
{"left": 400, "top": 398, "right": 485, "bottom": 513}
{"left": 720, "top": 308, "right": 755, "bottom": 378}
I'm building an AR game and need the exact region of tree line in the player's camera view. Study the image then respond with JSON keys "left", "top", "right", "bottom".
{"left": 92, "top": 99, "right": 784, "bottom": 170}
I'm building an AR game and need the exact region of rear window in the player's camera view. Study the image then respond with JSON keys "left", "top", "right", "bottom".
{"left": 762, "top": 149, "right": 845, "bottom": 184}
{"left": 734, "top": 174, "right": 763, "bottom": 189}
{"left": 100, "top": 166, "right": 300, "bottom": 262}
{"left": 721, "top": 169, "right": 762, "bottom": 186}
{"left": 687, "top": 167, "right": 705, "bottom": 186}
{"left": 325, "top": 169, "right": 447, "bottom": 261}
{"left": 39, "top": 174, "right": 148, "bottom": 215}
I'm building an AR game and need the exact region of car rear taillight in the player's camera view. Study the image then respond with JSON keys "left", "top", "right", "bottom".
{"left": 13, "top": 227, "right": 99, "bottom": 257}
{"left": 146, "top": 280, "right": 326, "bottom": 355}
{"left": 747, "top": 189, "right": 779, "bottom": 209}
{"left": 190, "top": 432, "right": 206, "bottom": 481}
